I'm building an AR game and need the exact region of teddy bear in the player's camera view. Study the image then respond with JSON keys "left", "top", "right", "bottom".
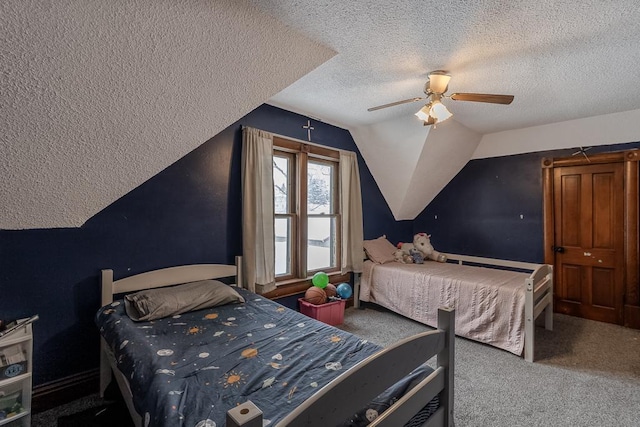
{"left": 397, "top": 233, "right": 447, "bottom": 263}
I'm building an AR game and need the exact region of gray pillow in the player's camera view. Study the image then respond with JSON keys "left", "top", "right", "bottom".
{"left": 124, "top": 279, "right": 245, "bottom": 321}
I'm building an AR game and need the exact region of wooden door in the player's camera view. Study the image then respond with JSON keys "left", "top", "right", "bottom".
{"left": 552, "top": 162, "right": 624, "bottom": 324}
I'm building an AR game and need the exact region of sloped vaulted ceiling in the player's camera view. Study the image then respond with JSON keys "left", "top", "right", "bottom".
{"left": 5, "top": 1, "right": 640, "bottom": 230}
{"left": 0, "top": 0, "right": 335, "bottom": 229}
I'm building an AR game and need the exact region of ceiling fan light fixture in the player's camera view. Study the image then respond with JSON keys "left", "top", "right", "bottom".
{"left": 414, "top": 104, "right": 432, "bottom": 121}
{"left": 423, "top": 115, "right": 436, "bottom": 126}
{"left": 428, "top": 71, "right": 451, "bottom": 94}
{"left": 429, "top": 101, "right": 453, "bottom": 122}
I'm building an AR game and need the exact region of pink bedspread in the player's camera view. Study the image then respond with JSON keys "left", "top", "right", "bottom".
{"left": 360, "top": 260, "right": 528, "bottom": 355}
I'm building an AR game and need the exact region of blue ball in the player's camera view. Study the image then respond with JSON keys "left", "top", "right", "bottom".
{"left": 336, "top": 283, "right": 352, "bottom": 299}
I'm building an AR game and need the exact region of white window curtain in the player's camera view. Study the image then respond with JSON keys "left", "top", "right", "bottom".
{"left": 241, "top": 127, "right": 276, "bottom": 294}
{"left": 340, "top": 151, "right": 364, "bottom": 274}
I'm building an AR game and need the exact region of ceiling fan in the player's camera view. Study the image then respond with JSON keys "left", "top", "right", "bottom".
{"left": 367, "top": 70, "right": 514, "bottom": 126}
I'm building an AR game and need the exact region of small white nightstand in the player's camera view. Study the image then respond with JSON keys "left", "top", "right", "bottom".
{"left": 0, "top": 321, "right": 33, "bottom": 427}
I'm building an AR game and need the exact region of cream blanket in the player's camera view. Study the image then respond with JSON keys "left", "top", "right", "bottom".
{"left": 360, "top": 260, "right": 528, "bottom": 355}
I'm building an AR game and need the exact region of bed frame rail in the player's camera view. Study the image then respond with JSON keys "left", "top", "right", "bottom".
{"left": 524, "top": 264, "right": 554, "bottom": 362}
{"left": 100, "top": 256, "right": 242, "bottom": 306}
{"left": 235, "top": 307, "right": 455, "bottom": 427}
{"left": 100, "top": 338, "right": 143, "bottom": 426}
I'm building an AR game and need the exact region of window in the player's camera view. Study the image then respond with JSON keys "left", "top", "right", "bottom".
{"left": 273, "top": 137, "right": 340, "bottom": 283}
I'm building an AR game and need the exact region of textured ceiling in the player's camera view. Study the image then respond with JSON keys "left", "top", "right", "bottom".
{"left": 1, "top": 0, "right": 334, "bottom": 229}
{"left": 253, "top": 0, "right": 640, "bottom": 135}
{"left": 4, "top": 1, "right": 640, "bottom": 230}
{"left": 253, "top": 0, "right": 640, "bottom": 220}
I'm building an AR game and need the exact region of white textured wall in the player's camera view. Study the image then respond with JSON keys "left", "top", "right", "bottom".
{"left": 351, "top": 115, "right": 431, "bottom": 220}
{"left": 350, "top": 116, "right": 430, "bottom": 218}
{"left": 474, "top": 108, "right": 640, "bottom": 159}
{"left": 351, "top": 117, "right": 480, "bottom": 221}
{"left": 403, "top": 120, "right": 481, "bottom": 218}
{"left": 0, "top": 0, "right": 335, "bottom": 229}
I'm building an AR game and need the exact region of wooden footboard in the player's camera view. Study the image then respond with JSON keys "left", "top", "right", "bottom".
{"left": 443, "top": 254, "right": 553, "bottom": 362}
{"left": 228, "top": 307, "right": 456, "bottom": 427}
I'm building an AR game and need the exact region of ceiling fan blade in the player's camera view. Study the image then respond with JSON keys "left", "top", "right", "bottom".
{"left": 367, "top": 97, "right": 424, "bottom": 112}
{"left": 450, "top": 93, "right": 514, "bottom": 105}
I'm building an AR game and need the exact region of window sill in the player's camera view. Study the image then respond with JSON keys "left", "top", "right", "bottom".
{"left": 264, "top": 271, "right": 351, "bottom": 300}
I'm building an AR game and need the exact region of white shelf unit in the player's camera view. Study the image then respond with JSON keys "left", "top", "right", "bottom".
{"left": 0, "top": 322, "right": 33, "bottom": 427}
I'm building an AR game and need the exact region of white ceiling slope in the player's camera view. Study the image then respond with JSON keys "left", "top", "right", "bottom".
{"left": 403, "top": 121, "right": 481, "bottom": 219}
{"left": 351, "top": 118, "right": 480, "bottom": 220}
{"left": 350, "top": 115, "right": 432, "bottom": 220}
{"left": 253, "top": 0, "right": 640, "bottom": 134}
{"left": 0, "top": 0, "right": 335, "bottom": 229}
{"left": 474, "top": 108, "right": 640, "bottom": 159}
{"left": 253, "top": 0, "right": 640, "bottom": 219}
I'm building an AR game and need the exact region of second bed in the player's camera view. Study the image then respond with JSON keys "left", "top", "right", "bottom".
{"left": 357, "top": 253, "right": 553, "bottom": 362}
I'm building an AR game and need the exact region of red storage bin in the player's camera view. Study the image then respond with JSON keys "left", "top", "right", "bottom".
{"left": 298, "top": 298, "right": 346, "bottom": 326}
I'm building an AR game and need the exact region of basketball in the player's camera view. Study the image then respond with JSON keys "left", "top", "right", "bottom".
{"left": 305, "top": 286, "right": 327, "bottom": 305}
{"left": 325, "top": 283, "right": 337, "bottom": 298}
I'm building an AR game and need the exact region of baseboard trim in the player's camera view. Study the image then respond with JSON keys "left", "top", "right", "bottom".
{"left": 32, "top": 369, "right": 99, "bottom": 413}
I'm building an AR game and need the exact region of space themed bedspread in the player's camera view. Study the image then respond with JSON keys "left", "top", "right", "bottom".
{"left": 96, "top": 288, "right": 438, "bottom": 426}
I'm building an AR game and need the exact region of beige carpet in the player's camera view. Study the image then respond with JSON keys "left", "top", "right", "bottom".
{"left": 338, "top": 303, "right": 640, "bottom": 427}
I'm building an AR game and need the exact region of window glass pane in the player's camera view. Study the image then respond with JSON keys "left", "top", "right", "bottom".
{"left": 274, "top": 156, "right": 289, "bottom": 215}
{"left": 275, "top": 217, "right": 291, "bottom": 276}
{"left": 307, "top": 216, "right": 336, "bottom": 271}
{"left": 307, "top": 161, "right": 334, "bottom": 214}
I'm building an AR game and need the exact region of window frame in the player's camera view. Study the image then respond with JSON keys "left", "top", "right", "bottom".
{"left": 273, "top": 150, "right": 297, "bottom": 281}
{"left": 306, "top": 157, "right": 341, "bottom": 275}
{"left": 273, "top": 136, "right": 341, "bottom": 285}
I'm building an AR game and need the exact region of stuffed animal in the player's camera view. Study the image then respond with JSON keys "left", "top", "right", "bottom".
{"left": 397, "top": 233, "right": 447, "bottom": 263}
{"left": 409, "top": 248, "right": 424, "bottom": 264}
{"left": 393, "top": 249, "right": 414, "bottom": 264}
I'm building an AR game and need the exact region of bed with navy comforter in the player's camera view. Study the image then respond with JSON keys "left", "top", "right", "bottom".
{"left": 96, "top": 287, "right": 438, "bottom": 426}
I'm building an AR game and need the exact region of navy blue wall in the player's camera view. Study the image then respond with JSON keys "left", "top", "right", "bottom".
{"left": 413, "top": 141, "right": 640, "bottom": 262}
{"left": 2, "top": 99, "right": 637, "bottom": 388}
{"left": 0, "top": 104, "right": 400, "bottom": 386}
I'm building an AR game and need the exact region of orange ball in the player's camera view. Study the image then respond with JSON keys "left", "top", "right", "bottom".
{"left": 325, "top": 283, "right": 337, "bottom": 298}
{"left": 305, "top": 286, "right": 327, "bottom": 305}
